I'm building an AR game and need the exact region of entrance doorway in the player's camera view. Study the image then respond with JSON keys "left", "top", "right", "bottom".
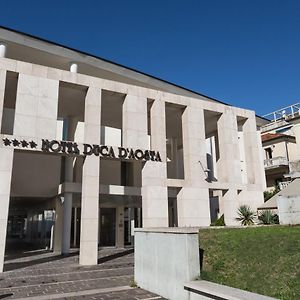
{"left": 99, "top": 208, "right": 116, "bottom": 247}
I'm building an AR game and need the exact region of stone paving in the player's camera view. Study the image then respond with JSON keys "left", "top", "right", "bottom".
{"left": 0, "top": 248, "right": 164, "bottom": 300}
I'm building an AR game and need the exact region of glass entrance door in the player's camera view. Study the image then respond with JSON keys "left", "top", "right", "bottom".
{"left": 99, "top": 208, "right": 116, "bottom": 247}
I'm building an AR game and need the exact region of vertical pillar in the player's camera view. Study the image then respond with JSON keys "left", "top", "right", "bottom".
{"left": 116, "top": 206, "right": 124, "bottom": 248}
{"left": 79, "top": 87, "right": 101, "bottom": 266}
{"left": 73, "top": 207, "right": 77, "bottom": 248}
{"left": 216, "top": 109, "right": 241, "bottom": 223}
{"left": 220, "top": 189, "right": 240, "bottom": 226}
{"left": 129, "top": 208, "right": 135, "bottom": 245}
{"left": 25, "top": 210, "right": 33, "bottom": 242}
{"left": 177, "top": 106, "right": 211, "bottom": 226}
{"left": 0, "top": 70, "right": 6, "bottom": 133}
{"left": 238, "top": 116, "right": 265, "bottom": 209}
{"left": 294, "top": 124, "right": 300, "bottom": 158}
{"left": 61, "top": 118, "right": 76, "bottom": 254}
{"left": 123, "top": 94, "right": 148, "bottom": 149}
{"left": 53, "top": 198, "right": 63, "bottom": 253}
{"left": 137, "top": 208, "right": 142, "bottom": 227}
{"left": 141, "top": 99, "right": 168, "bottom": 227}
{"left": 0, "top": 148, "right": 14, "bottom": 272}
{"left": 243, "top": 116, "right": 262, "bottom": 185}
{"left": 256, "top": 129, "right": 267, "bottom": 191}
{"left": 217, "top": 108, "right": 241, "bottom": 184}
{"left": 61, "top": 194, "right": 72, "bottom": 253}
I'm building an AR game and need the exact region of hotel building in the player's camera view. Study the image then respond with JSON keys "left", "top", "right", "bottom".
{"left": 0, "top": 26, "right": 266, "bottom": 272}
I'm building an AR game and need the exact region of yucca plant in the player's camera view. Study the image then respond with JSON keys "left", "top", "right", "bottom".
{"left": 236, "top": 205, "right": 256, "bottom": 226}
{"left": 258, "top": 210, "right": 279, "bottom": 225}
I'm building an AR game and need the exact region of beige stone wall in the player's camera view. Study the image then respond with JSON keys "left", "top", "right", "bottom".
{"left": 0, "top": 57, "right": 266, "bottom": 267}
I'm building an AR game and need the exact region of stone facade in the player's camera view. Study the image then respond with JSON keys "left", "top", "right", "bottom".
{"left": 0, "top": 32, "right": 266, "bottom": 272}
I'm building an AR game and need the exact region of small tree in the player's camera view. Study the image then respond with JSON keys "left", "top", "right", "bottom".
{"left": 236, "top": 205, "right": 256, "bottom": 226}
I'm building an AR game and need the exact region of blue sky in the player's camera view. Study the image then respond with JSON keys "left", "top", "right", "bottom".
{"left": 1, "top": 0, "right": 300, "bottom": 115}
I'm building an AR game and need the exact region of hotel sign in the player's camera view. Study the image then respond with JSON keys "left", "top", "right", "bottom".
{"left": 2, "top": 138, "right": 162, "bottom": 162}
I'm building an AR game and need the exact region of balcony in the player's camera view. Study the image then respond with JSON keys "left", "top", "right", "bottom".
{"left": 264, "top": 156, "right": 289, "bottom": 170}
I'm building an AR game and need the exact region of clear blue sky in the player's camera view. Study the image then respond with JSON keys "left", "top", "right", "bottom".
{"left": 1, "top": 0, "right": 300, "bottom": 116}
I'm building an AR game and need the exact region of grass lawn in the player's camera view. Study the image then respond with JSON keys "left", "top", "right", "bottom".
{"left": 199, "top": 226, "right": 300, "bottom": 300}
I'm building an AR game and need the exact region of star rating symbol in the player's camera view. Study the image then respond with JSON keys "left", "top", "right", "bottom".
{"left": 21, "top": 140, "right": 29, "bottom": 148}
{"left": 12, "top": 139, "right": 20, "bottom": 147}
{"left": 2, "top": 138, "right": 11, "bottom": 146}
{"left": 29, "top": 141, "right": 37, "bottom": 149}
{"left": 2, "top": 138, "right": 38, "bottom": 149}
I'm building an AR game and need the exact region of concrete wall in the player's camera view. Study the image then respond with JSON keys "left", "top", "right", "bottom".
{"left": 277, "top": 195, "right": 300, "bottom": 225}
{"left": 135, "top": 228, "right": 200, "bottom": 300}
{"left": 14, "top": 74, "right": 59, "bottom": 139}
{"left": 185, "top": 280, "right": 277, "bottom": 300}
{"left": 10, "top": 152, "right": 61, "bottom": 197}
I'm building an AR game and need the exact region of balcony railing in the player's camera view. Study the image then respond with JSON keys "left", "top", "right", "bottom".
{"left": 262, "top": 103, "right": 300, "bottom": 122}
{"left": 264, "top": 156, "right": 289, "bottom": 169}
{"left": 278, "top": 181, "right": 292, "bottom": 190}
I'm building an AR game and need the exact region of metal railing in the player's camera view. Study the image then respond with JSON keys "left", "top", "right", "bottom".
{"left": 278, "top": 181, "right": 292, "bottom": 190}
{"left": 264, "top": 156, "right": 289, "bottom": 169}
{"left": 262, "top": 103, "right": 300, "bottom": 122}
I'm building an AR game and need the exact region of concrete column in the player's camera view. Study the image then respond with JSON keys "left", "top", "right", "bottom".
{"left": 137, "top": 208, "right": 142, "bottom": 227}
{"left": 79, "top": 87, "right": 101, "bottom": 266}
{"left": 25, "top": 210, "right": 33, "bottom": 242}
{"left": 116, "top": 206, "right": 125, "bottom": 248}
{"left": 0, "top": 43, "right": 6, "bottom": 58}
{"left": 221, "top": 189, "right": 240, "bottom": 226}
{"left": 217, "top": 108, "right": 241, "bottom": 184}
{"left": 177, "top": 106, "right": 210, "bottom": 226}
{"left": 61, "top": 194, "right": 72, "bottom": 254}
{"left": 243, "top": 116, "right": 263, "bottom": 185}
{"left": 142, "top": 99, "right": 168, "bottom": 227}
{"left": 53, "top": 198, "right": 63, "bottom": 253}
{"left": 73, "top": 207, "right": 77, "bottom": 248}
{"left": 169, "top": 138, "right": 178, "bottom": 177}
{"left": 294, "top": 124, "right": 300, "bottom": 158}
{"left": 122, "top": 94, "right": 148, "bottom": 149}
{"left": 61, "top": 118, "right": 76, "bottom": 254}
{"left": 0, "top": 69, "right": 6, "bottom": 133}
{"left": 129, "top": 208, "right": 135, "bottom": 245}
{"left": 0, "top": 148, "right": 14, "bottom": 272}
{"left": 256, "top": 129, "right": 267, "bottom": 191}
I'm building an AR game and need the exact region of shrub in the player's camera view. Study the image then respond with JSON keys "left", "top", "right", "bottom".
{"left": 236, "top": 205, "right": 256, "bottom": 226}
{"left": 211, "top": 214, "right": 226, "bottom": 226}
{"left": 264, "top": 187, "right": 279, "bottom": 202}
{"left": 258, "top": 210, "right": 279, "bottom": 225}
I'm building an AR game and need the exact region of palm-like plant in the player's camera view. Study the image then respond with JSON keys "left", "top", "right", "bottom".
{"left": 236, "top": 205, "right": 256, "bottom": 226}
{"left": 258, "top": 210, "right": 279, "bottom": 225}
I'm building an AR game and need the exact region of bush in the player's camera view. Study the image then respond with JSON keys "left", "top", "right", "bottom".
{"left": 258, "top": 210, "right": 279, "bottom": 225}
{"left": 211, "top": 214, "right": 226, "bottom": 226}
{"left": 264, "top": 187, "right": 279, "bottom": 202}
{"left": 236, "top": 205, "right": 256, "bottom": 226}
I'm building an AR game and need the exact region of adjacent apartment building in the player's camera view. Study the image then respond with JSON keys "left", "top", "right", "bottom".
{"left": 261, "top": 103, "right": 300, "bottom": 191}
{"left": 259, "top": 104, "right": 300, "bottom": 223}
{"left": 0, "top": 26, "right": 266, "bottom": 272}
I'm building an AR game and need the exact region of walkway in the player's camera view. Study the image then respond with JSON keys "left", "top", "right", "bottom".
{"left": 0, "top": 248, "right": 164, "bottom": 299}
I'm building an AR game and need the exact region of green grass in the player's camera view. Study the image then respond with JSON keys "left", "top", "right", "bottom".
{"left": 199, "top": 226, "right": 300, "bottom": 300}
